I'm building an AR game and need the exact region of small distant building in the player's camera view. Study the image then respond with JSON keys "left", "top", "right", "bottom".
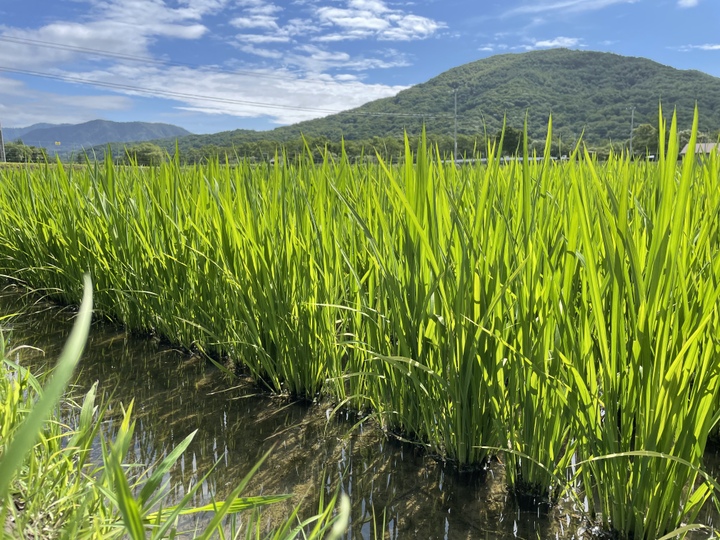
{"left": 679, "top": 142, "right": 720, "bottom": 160}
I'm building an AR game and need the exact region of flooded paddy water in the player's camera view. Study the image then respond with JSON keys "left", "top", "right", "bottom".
{"left": 1, "top": 283, "right": 716, "bottom": 539}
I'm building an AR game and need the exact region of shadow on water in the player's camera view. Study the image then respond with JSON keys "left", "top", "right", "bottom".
{"left": 0, "top": 284, "right": 607, "bottom": 539}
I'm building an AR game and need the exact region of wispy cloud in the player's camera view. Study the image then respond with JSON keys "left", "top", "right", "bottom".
{"left": 533, "top": 36, "right": 582, "bottom": 48}
{"left": 57, "top": 64, "right": 408, "bottom": 125}
{"left": 0, "top": 0, "right": 217, "bottom": 72}
{"left": 505, "top": 0, "right": 638, "bottom": 16}
{"left": 237, "top": 44, "right": 285, "bottom": 58}
{"left": 677, "top": 0, "right": 699, "bottom": 6}
{"left": 230, "top": 1, "right": 282, "bottom": 29}
{"left": 0, "top": 75, "right": 134, "bottom": 128}
{"left": 288, "top": 45, "right": 410, "bottom": 72}
{"left": 678, "top": 43, "right": 720, "bottom": 51}
{"left": 231, "top": 16, "right": 280, "bottom": 30}
{"left": 236, "top": 33, "right": 290, "bottom": 44}
{"left": 481, "top": 36, "right": 583, "bottom": 52}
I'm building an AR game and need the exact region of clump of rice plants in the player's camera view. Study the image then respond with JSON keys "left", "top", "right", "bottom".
{"left": 0, "top": 156, "right": 347, "bottom": 399}
{"left": 563, "top": 108, "right": 720, "bottom": 539}
{"left": 494, "top": 120, "right": 578, "bottom": 506}
{"left": 336, "top": 133, "right": 508, "bottom": 467}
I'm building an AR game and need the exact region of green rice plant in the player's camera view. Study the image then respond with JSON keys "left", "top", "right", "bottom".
{"left": 0, "top": 154, "right": 349, "bottom": 399}
{"left": 563, "top": 107, "right": 720, "bottom": 539}
{"left": 237, "top": 485, "right": 351, "bottom": 540}
{"left": 0, "top": 274, "right": 121, "bottom": 538}
{"left": 335, "top": 132, "right": 512, "bottom": 466}
{"left": 495, "top": 119, "right": 578, "bottom": 503}
{"left": 200, "top": 154, "right": 348, "bottom": 398}
{"left": 0, "top": 274, "right": 93, "bottom": 500}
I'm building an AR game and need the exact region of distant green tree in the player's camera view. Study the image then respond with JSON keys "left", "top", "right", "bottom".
{"left": 457, "top": 134, "right": 484, "bottom": 157}
{"left": 495, "top": 126, "right": 523, "bottom": 156}
{"left": 5, "top": 141, "right": 46, "bottom": 163}
{"left": 631, "top": 124, "right": 659, "bottom": 156}
{"left": 125, "top": 143, "right": 166, "bottom": 166}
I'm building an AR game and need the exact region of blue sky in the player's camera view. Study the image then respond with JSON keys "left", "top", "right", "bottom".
{"left": 0, "top": 0, "right": 718, "bottom": 134}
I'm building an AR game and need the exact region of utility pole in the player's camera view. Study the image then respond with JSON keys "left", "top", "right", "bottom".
{"left": 453, "top": 86, "right": 458, "bottom": 160}
{"left": 449, "top": 83, "right": 459, "bottom": 161}
{"left": 0, "top": 120, "right": 5, "bottom": 163}
{"left": 629, "top": 106, "right": 636, "bottom": 157}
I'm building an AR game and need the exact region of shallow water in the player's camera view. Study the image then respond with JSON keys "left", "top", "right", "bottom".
{"left": 1, "top": 284, "right": 713, "bottom": 539}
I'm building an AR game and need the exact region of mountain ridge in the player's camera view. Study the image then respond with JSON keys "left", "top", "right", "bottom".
{"left": 154, "top": 48, "right": 720, "bottom": 153}
{"left": 4, "top": 120, "right": 192, "bottom": 154}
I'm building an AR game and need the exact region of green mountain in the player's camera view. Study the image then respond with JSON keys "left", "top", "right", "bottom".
{"left": 160, "top": 48, "right": 720, "bottom": 153}
{"left": 10, "top": 120, "right": 192, "bottom": 154}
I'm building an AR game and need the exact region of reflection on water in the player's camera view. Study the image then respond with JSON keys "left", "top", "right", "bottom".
{"left": 0, "top": 284, "right": 645, "bottom": 539}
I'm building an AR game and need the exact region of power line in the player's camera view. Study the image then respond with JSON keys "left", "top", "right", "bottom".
{"left": 0, "top": 65, "right": 449, "bottom": 120}
{"left": 0, "top": 65, "right": 343, "bottom": 113}
{"left": 0, "top": 35, "right": 309, "bottom": 83}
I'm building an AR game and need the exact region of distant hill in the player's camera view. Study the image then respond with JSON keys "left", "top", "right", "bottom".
{"left": 3, "top": 123, "right": 68, "bottom": 142}
{"left": 6, "top": 120, "right": 192, "bottom": 154}
{"left": 153, "top": 48, "right": 720, "bottom": 153}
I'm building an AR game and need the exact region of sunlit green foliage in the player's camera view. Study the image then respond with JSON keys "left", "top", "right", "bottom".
{"left": 1, "top": 110, "right": 719, "bottom": 539}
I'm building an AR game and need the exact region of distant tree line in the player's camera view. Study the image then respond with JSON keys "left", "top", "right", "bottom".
{"left": 3, "top": 141, "right": 48, "bottom": 163}
{"left": 15, "top": 125, "right": 719, "bottom": 166}
{"left": 116, "top": 129, "right": 582, "bottom": 166}
{"left": 135, "top": 127, "right": 716, "bottom": 165}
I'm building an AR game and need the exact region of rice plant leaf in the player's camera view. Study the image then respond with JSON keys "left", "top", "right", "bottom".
{"left": 327, "top": 493, "right": 351, "bottom": 540}
{"left": 108, "top": 447, "right": 146, "bottom": 540}
{"left": 137, "top": 429, "right": 198, "bottom": 509}
{"left": 158, "top": 494, "right": 292, "bottom": 516}
{"left": 656, "top": 524, "right": 710, "bottom": 540}
{"left": 193, "top": 447, "right": 276, "bottom": 540}
{"left": 0, "top": 274, "right": 93, "bottom": 499}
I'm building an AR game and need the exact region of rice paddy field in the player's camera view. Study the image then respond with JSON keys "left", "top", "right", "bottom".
{"left": 1, "top": 112, "right": 719, "bottom": 539}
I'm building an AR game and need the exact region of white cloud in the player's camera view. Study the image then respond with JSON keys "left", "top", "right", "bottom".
{"left": 51, "top": 64, "right": 408, "bottom": 125}
{"left": 506, "top": 0, "right": 639, "bottom": 16}
{"left": 314, "top": 0, "right": 444, "bottom": 41}
{"left": 229, "top": 1, "right": 282, "bottom": 29}
{"left": 677, "top": 0, "right": 699, "bottom": 6}
{"left": 0, "top": 0, "right": 422, "bottom": 129}
{"left": 287, "top": 45, "right": 410, "bottom": 72}
{"left": 533, "top": 36, "right": 582, "bottom": 48}
{"left": 236, "top": 33, "right": 290, "bottom": 43}
{"left": 93, "top": 0, "right": 228, "bottom": 22}
{"left": 380, "top": 14, "right": 443, "bottom": 41}
{"left": 230, "top": 16, "right": 280, "bottom": 30}
{"left": 0, "top": 23, "right": 153, "bottom": 70}
{"left": 0, "top": 76, "right": 133, "bottom": 128}
{"left": 678, "top": 43, "right": 720, "bottom": 51}
{"left": 228, "top": 0, "right": 443, "bottom": 46}
{"left": 317, "top": 7, "right": 391, "bottom": 32}
{"left": 237, "top": 44, "right": 285, "bottom": 58}
{"left": 0, "top": 0, "right": 216, "bottom": 72}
